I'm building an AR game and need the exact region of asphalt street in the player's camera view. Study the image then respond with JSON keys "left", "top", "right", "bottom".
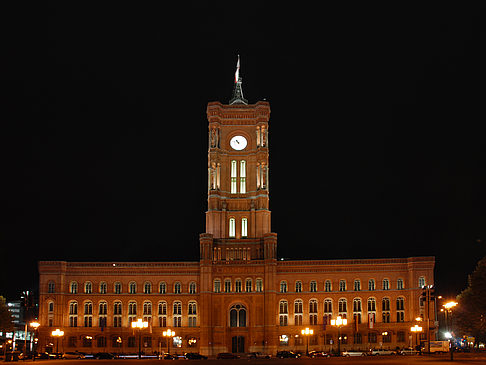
{"left": 11, "top": 353, "right": 486, "bottom": 365}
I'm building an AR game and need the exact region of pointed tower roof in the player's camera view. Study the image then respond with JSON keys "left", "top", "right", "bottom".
{"left": 229, "top": 55, "right": 248, "bottom": 105}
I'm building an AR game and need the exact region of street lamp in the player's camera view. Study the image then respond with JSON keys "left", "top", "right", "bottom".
{"left": 301, "top": 327, "right": 314, "bottom": 356}
{"left": 30, "top": 322, "right": 40, "bottom": 361}
{"left": 162, "top": 329, "right": 176, "bottom": 358}
{"left": 330, "top": 315, "right": 347, "bottom": 356}
{"left": 131, "top": 319, "right": 148, "bottom": 359}
{"left": 443, "top": 301, "right": 458, "bottom": 361}
{"left": 51, "top": 329, "right": 64, "bottom": 355}
{"left": 410, "top": 324, "right": 423, "bottom": 353}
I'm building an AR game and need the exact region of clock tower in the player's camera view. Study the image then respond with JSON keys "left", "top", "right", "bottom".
{"left": 199, "top": 69, "right": 276, "bottom": 262}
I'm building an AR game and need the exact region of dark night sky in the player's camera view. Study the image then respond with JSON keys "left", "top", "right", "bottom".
{"left": 1, "top": 2, "right": 486, "bottom": 301}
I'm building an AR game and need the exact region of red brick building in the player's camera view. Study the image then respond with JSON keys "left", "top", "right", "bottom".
{"left": 38, "top": 72, "right": 436, "bottom": 356}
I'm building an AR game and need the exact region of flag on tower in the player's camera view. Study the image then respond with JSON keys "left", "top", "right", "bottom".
{"left": 234, "top": 55, "right": 240, "bottom": 83}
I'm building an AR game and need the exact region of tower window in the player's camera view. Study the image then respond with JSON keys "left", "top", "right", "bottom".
{"left": 240, "top": 160, "right": 246, "bottom": 193}
{"left": 231, "top": 160, "right": 237, "bottom": 194}
{"left": 229, "top": 218, "right": 236, "bottom": 238}
{"left": 241, "top": 218, "right": 248, "bottom": 238}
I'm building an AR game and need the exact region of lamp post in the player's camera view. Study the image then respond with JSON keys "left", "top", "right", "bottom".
{"left": 410, "top": 325, "right": 423, "bottom": 354}
{"left": 30, "top": 322, "right": 40, "bottom": 361}
{"left": 443, "top": 301, "right": 458, "bottom": 361}
{"left": 301, "top": 327, "right": 314, "bottom": 356}
{"left": 131, "top": 319, "right": 148, "bottom": 359}
{"left": 51, "top": 329, "right": 64, "bottom": 355}
{"left": 330, "top": 315, "right": 347, "bottom": 356}
{"left": 162, "top": 329, "right": 176, "bottom": 358}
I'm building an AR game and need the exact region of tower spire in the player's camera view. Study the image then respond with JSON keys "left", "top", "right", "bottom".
{"left": 229, "top": 55, "right": 248, "bottom": 105}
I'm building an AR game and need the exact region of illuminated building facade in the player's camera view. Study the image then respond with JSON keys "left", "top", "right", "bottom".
{"left": 38, "top": 69, "right": 436, "bottom": 356}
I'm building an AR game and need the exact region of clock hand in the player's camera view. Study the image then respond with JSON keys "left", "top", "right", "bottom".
{"left": 236, "top": 140, "right": 239, "bottom": 144}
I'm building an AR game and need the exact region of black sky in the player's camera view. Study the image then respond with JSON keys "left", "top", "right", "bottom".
{"left": 1, "top": 2, "right": 486, "bottom": 300}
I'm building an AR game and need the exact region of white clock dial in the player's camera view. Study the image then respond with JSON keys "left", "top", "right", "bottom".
{"left": 230, "top": 135, "right": 247, "bottom": 150}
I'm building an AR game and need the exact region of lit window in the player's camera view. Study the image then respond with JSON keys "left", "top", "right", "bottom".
{"left": 229, "top": 218, "right": 236, "bottom": 237}
{"left": 231, "top": 160, "right": 237, "bottom": 194}
{"left": 241, "top": 218, "right": 248, "bottom": 238}
{"left": 240, "top": 160, "right": 246, "bottom": 193}
{"left": 418, "top": 276, "right": 426, "bottom": 288}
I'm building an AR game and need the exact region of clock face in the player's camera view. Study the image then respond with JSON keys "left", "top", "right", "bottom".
{"left": 230, "top": 135, "right": 247, "bottom": 150}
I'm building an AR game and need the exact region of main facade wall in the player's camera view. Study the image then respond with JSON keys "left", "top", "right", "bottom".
{"left": 38, "top": 256, "right": 435, "bottom": 355}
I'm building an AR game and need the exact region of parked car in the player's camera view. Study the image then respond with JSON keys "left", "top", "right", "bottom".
{"left": 217, "top": 352, "right": 239, "bottom": 359}
{"left": 184, "top": 352, "right": 208, "bottom": 359}
{"left": 308, "top": 351, "right": 331, "bottom": 358}
{"left": 64, "top": 351, "right": 86, "bottom": 359}
{"left": 276, "top": 350, "right": 300, "bottom": 358}
{"left": 371, "top": 349, "right": 396, "bottom": 355}
{"left": 342, "top": 350, "right": 367, "bottom": 357}
{"left": 247, "top": 352, "right": 271, "bottom": 359}
{"left": 399, "top": 348, "right": 420, "bottom": 355}
{"left": 48, "top": 352, "right": 64, "bottom": 359}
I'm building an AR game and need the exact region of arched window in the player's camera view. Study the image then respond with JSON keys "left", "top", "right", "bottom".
{"left": 279, "top": 300, "right": 288, "bottom": 326}
{"left": 114, "top": 282, "right": 122, "bottom": 294}
{"left": 189, "top": 282, "right": 197, "bottom": 294}
{"left": 367, "top": 297, "right": 376, "bottom": 312}
{"left": 143, "top": 302, "right": 152, "bottom": 315}
{"left": 158, "top": 301, "right": 167, "bottom": 327}
{"left": 368, "top": 279, "right": 375, "bottom": 291}
{"left": 325, "top": 280, "right": 332, "bottom": 292}
{"left": 354, "top": 280, "right": 361, "bottom": 291}
{"left": 280, "top": 281, "right": 287, "bottom": 293}
{"left": 339, "top": 280, "right": 346, "bottom": 291}
{"left": 235, "top": 279, "right": 242, "bottom": 293}
{"left": 309, "top": 299, "right": 318, "bottom": 325}
{"left": 99, "top": 302, "right": 107, "bottom": 315}
{"left": 213, "top": 279, "right": 221, "bottom": 293}
{"left": 382, "top": 278, "right": 390, "bottom": 290}
{"left": 397, "top": 278, "right": 404, "bottom": 290}
{"left": 69, "top": 301, "right": 78, "bottom": 327}
{"left": 174, "top": 282, "right": 181, "bottom": 294}
{"left": 99, "top": 282, "right": 107, "bottom": 294}
{"left": 256, "top": 278, "right": 263, "bottom": 292}
{"left": 113, "top": 301, "right": 122, "bottom": 327}
{"left": 229, "top": 304, "right": 246, "bottom": 327}
{"left": 310, "top": 280, "right": 317, "bottom": 292}
{"left": 129, "top": 281, "right": 137, "bottom": 294}
{"left": 324, "top": 299, "right": 332, "bottom": 314}
{"left": 382, "top": 297, "right": 391, "bottom": 323}
{"left": 295, "top": 281, "right": 302, "bottom": 293}
{"left": 338, "top": 298, "right": 347, "bottom": 316}
{"left": 396, "top": 297, "right": 405, "bottom": 323}
{"left": 245, "top": 278, "right": 252, "bottom": 292}
{"left": 173, "top": 301, "right": 182, "bottom": 327}
{"left": 84, "top": 302, "right": 93, "bottom": 314}
{"left": 128, "top": 302, "right": 137, "bottom": 315}
{"left": 418, "top": 276, "right": 426, "bottom": 288}
{"left": 188, "top": 301, "right": 197, "bottom": 327}
{"left": 353, "top": 298, "right": 362, "bottom": 324}
{"left": 70, "top": 281, "right": 78, "bottom": 294}
{"left": 159, "top": 282, "right": 167, "bottom": 294}
{"left": 48, "top": 281, "right": 55, "bottom": 293}
{"left": 229, "top": 218, "right": 236, "bottom": 237}
{"left": 84, "top": 282, "right": 92, "bottom": 294}
{"left": 144, "top": 282, "right": 152, "bottom": 294}
{"left": 69, "top": 301, "right": 78, "bottom": 315}
{"left": 294, "top": 299, "right": 303, "bottom": 325}
{"left": 241, "top": 218, "right": 248, "bottom": 237}
{"left": 240, "top": 160, "right": 246, "bottom": 193}
{"left": 231, "top": 160, "right": 237, "bottom": 194}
